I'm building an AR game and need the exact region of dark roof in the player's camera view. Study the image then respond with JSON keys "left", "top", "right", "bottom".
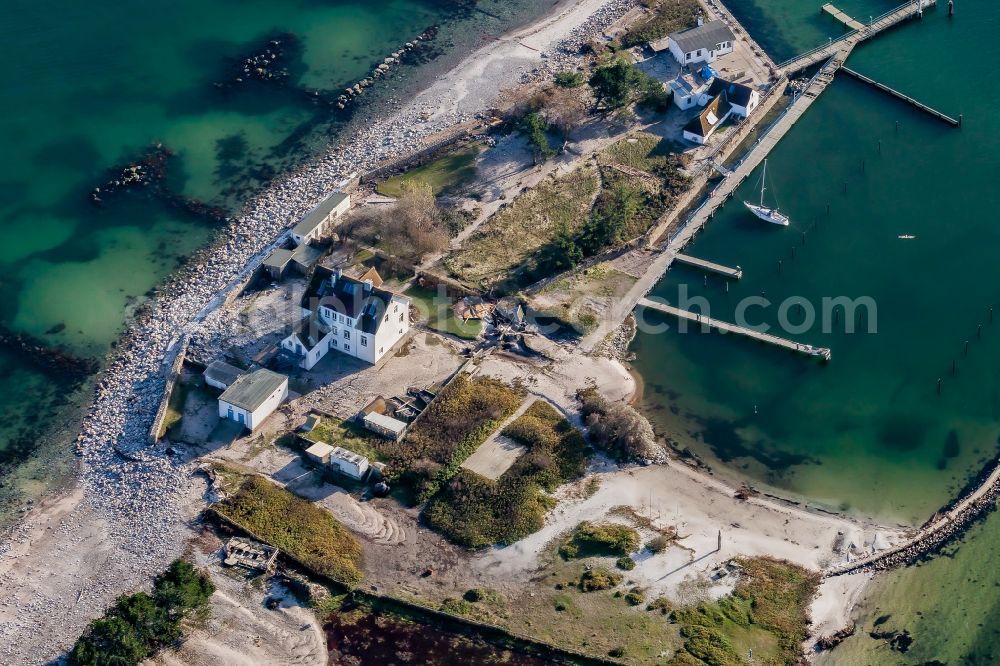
{"left": 683, "top": 91, "right": 731, "bottom": 138}
{"left": 669, "top": 20, "right": 735, "bottom": 55}
{"left": 301, "top": 266, "right": 407, "bottom": 335}
{"left": 219, "top": 369, "right": 287, "bottom": 412}
{"left": 292, "top": 192, "right": 349, "bottom": 237}
{"left": 263, "top": 248, "right": 294, "bottom": 270}
{"left": 290, "top": 309, "right": 331, "bottom": 352}
{"left": 707, "top": 78, "right": 755, "bottom": 108}
{"left": 204, "top": 360, "right": 244, "bottom": 388}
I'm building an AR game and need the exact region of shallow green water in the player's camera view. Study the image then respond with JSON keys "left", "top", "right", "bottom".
{"left": 0, "top": 0, "right": 555, "bottom": 496}
{"left": 633, "top": 0, "right": 1000, "bottom": 661}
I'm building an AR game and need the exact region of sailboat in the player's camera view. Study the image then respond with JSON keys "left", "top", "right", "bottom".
{"left": 744, "top": 159, "right": 789, "bottom": 226}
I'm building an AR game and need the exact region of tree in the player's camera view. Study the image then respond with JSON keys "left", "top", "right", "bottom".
{"left": 69, "top": 616, "right": 151, "bottom": 666}
{"left": 521, "top": 111, "right": 557, "bottom": 163}
{"left": 153, "top": 559, "right": 214, "bottom": 616}
{"left": 578, "top": 388, "right": 658, "bottom": 461}
{"left": 543, "top": 86, "right": 588, "bottom": 142}
{"left": 588, "top": 55, "right": 671, "bottom": 111}
{"left": 345, "top": 181, "right": 450, "bottom": 264}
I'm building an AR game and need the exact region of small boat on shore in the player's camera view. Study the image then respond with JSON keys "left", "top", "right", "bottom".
{"left": 744, "top": 159, "right": 789, "bottom": 226}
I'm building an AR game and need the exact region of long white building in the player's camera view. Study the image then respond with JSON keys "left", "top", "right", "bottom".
{"left": 281, "top": 267, "right": 410, "bottom": 368}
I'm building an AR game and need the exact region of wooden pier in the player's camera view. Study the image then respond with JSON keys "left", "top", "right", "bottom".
{"left": 840, "top": 66, "right": 959, "bottom": 126}
{"left": 780, "top": 0, "right": 937, "bottom": 75}
{"left": 674, "top": 253, "right": 743, "bottom": 279}
{"left": 822, "top": 3, "right": 865, "bottom": 31}
{"left": 637, "top": 298, "right": 832, "bottom": 361}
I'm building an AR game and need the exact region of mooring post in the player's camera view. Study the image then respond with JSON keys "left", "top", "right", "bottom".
{"left": 965, "top": 340, "right": 970, "bottom": 356}
{"left": 990, "top": 307, "right": 994, "bottom": 322}
{"left": 978, "top": 324, "right": 983, "bottom": 338}
{"left": 895, "top": 120, "right": 900, "bottom": 133}
{"left": 878, "top": 139, "right": 882, "bottom": 154}
{"left": 844, "top": 182, "right": 848, "bottom": 194}
{"left": 949, "top": 0, "right": 954, "bottom": 17}
{"left": 778, "top": 260, "right": 782, "bottom": 274}
{"left": 938, "top": 378, "right": 942, "bottom": 394}
{"left": 959, "top": 113, "right": 963, "bottom": 127}
{"left": 952, "top": 359, "right": 956, "bottom": 375}
{"left": 801, "top": 231, "right": 806, "bottom": 246}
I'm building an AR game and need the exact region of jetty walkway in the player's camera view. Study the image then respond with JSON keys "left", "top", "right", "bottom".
{"left": 780, "top": 0, "right": 937, "bottom": 75}
{"left": 840, "top": 66, "right": 960, "bottom": 125}
{"left": 673, "top": 253, "right": 742, "bottom": 280}
{"left": 637, "top": 298, "right": 832, "bottom": 360}
{"left": 822, "top": 3, "right": 865, "bottom": 31}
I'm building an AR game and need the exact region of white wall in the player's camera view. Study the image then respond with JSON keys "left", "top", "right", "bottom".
{"left": 218, "top": 378, "right": 287, "bottom": 431}
{"left": 330, "top": 455, "right": 369, "bottom": 480}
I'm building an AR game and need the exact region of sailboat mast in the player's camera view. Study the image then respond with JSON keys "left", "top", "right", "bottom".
{"left": 760, "top": 159, "right": 767, "bottom": 207}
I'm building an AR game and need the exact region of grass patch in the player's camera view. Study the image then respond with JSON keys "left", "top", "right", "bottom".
{"left": 213, "top": 473, "right": 363, "bottom": 585}
{"left": 308, "top": 417, "right": 383, "bottom": 462}
{"left": 668, "top": 557, "right": 821, "bottom": 665}
{"left": 620, "top": 0, "right": 702, "bottom": 48}
{"left": 558, "top": 521, "right": 641, "bottom": 560}
{"left": 422, "top": 401, "right": 589, "bottom": 547}
{"left": 445, "top": 164, "right": 600, "bottom": 290}
{"left": 159, "top": 380, "right": 190, "bottom": 439}
{"left": 599, "top": 131, "right": 677, "bottom": 173}
{"left": 376, "top": 143, "right": 484, "bottom": 197}
{"left": 379, "top": 374, "right": 524, "bottom": 502}
{"left": 405, "top": 285, "right": 483, "bottom": 340}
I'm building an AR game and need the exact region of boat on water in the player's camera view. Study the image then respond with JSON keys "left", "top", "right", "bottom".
{"left": 744, "top": 159, "right": 789, "bottom": 226}
{"left": 898, "top": 234, "right": 916, "bottom": 239}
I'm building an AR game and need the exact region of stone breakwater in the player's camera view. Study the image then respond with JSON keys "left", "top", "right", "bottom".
{"left": 0, "top": 1, "right": 639, "bottom": 661}
{"left": 828, "top": 458, "right": 1000, "bottom": 577}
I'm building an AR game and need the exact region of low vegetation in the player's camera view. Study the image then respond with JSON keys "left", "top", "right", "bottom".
{"left": 379, "top": 374, "right": 524, "bottom": 502}
{"left": 579, "top": 567, "right": 624, "bottom": 591}
{"left": 376, "top": 142, "right": 483, "bottom": 197}
{"left": 668, "top": 557, "right": 822, "bottom": 665}
{"left": 554, "top": 70, "right": 585, "bottom": 88}
{"left": 620, "top": 0, "right": 702, "bottom": 48}
{"left": 558, "top": 521, "right": 641, "bottom": 559}
{"left": 308, "top": 417, "right": 383, "bottom": 462}
{"left": 343, "top": 181, "right": 462, "bottom": 267}
{"left": 445, "top": 164, "right": 600, "bottom": 290}
{"left": 68, "top": 560, "right": 214, "bottom": 666}
{"left": 422, "top": 401, "right": 589, "bottom": 547}
{"left": 578, "top": 387, "right": 658, "bottom": 461}
{"left": 521, "top": 111, "right": 557, "bottom": 163}
{"left": 405, "top": 285, "right": 483, "bottom": 340}
{"left": 213, "top": 473, "right": 364, "bottom": 585}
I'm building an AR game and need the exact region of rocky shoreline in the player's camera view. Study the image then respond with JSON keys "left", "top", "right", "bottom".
{"left": 0, "top": 0, "right": 640, "bottom": 660}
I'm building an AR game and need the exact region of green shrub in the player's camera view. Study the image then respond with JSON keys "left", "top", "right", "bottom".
{"left": 214, "top": 474, "right": 363, "bottom": 584}
{"left": 580, "top": 567, "right": 623, "bottom": 592}
{"left": 554, "top": 70, "right": 585, "bottom": 88}
{"left": 624, "top": 589, "right": 645, "bottom": 606}
{"left": 68, "top": 560, "right": 214, "bottom": 666}
{"left": 646, "top": 535, "right": 672, "bottom": 553}
{"left": 648, "top": 596, "right": 672, "bottom": 614}
{"left": 621, "top": 0, "right": 702, "bottom": 48}
{"left": 559, "top": 521, "right": 641, "bottom": 559}
{"left": 521, "top": 111, "right": 557, "bottom": 162}
{"left": 422, "top": 401, "right": 588, "bottom": 546}
{"left": 588, "top": 55, "right": 671, "bottom": 111}
{"left": 616, "top": 556, "right": 636, "bottom": 571}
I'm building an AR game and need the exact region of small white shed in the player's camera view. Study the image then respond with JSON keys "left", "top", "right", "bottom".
{"left": 218, "top": 369, "right": 288, "bottom": 431}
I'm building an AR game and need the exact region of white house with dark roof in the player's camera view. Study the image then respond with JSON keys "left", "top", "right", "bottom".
{"left": 667, "top": 19, "right": 735, "bottom": 66}
{"left": 281, "top": 266, "right": 410, "bottom": 368}
{"left": 707, "top": 78, "right": 760, "bottom": 117}
{"left": 218, "top": 369, "right": 288, "bottom": 431}
{"left": 291, "top": 191, "right": 350, "bottom": 246}
{"left": 683, "top": 91, "right": 733, "bottom": 145}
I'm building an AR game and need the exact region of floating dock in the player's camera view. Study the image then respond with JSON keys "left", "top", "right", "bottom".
{"left": 673, "top": 253, "right": 743, "bottom": 280}
{"left": 637, "top": 298, "right": 832, "bottom": 361}
{"left": 839, "top": 66, "right": 959, "bottom": 126}
{"left": 822, "top": 3, "right": 865, "bottom": 31}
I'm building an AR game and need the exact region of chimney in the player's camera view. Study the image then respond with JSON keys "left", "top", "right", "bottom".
{"left": 697, "top": 13, "right": 704, "bottom": 26}
{"left": 363, "top": 279, "right": 373, "bottom": 293}
{"left": 332, "top": 268, "right": 342, "bottom": 283}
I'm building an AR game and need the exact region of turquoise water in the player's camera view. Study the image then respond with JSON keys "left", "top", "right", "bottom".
{"left": 634, "top": 0, "right": 1000, "bottom": 660}
{"left": 0, "top": 0, "right": 556, "bottom": 506}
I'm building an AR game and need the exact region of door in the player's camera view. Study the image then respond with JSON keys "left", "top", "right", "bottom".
{"left": 227, "top": 407, "right": 234, "bottom": 420}
{"left": 238, "top": 412, "right": 245, "bottom": 425}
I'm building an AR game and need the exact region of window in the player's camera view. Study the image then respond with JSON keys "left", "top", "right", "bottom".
{"left": 686, "top": 52, "right": 692, "bottom": 60}
{"left": 379, "top": 347, "right": 384, "bottom": 354}
{"left": 384, "top": 314, "right": 388, "bottom": 322}
{"left": 399, "top": 314, "right": 404, "bottom": 322}
{"left": 296, "top": 343, "right": 302, "bottom": 354}
{"left": 344, "top": 344, "right": 350, "bottom": 351}
{"left": 697, "top": 49, "right": 703, "bottom": 56}
{"left": 360, "top": 336, "right": 367, "bottom": 347}
{"left": 331, "top": 339, "right": 337, "bottom": 347}
{"left": 393, "top": 304, "right": 398, "bottom": 312}
{"left": 332, "top": 326, "right": 338, "bottom": 335}
{"left": 343, "top": 330, "right": 350, "bottom": 339}
{"left": 339, "top": 314, "right": 345, "bottom": 323}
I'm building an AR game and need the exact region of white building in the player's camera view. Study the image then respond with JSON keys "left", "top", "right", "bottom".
{"left": 203, "top": 360, "right": 243, "bottom": 390}
{"left": 290, "top": 191, "right": 350, "bottom": 246}
{"left": 707, "top": 78, "right": 760, "bottom": 118}
{"left": 682, "top": 91, "right": 733, "bottom": 145}
{"left": 304, "top": 440, "right": 334, "bottom": 465}
{"left": 363, "top": 411, "right": 408, "bottom": 441}
{"left": 218, "top": 369, "right": 288, "bottom": 431}
{"left": 329, "top": 446, "right": 370, "bottom": 480}
{"left": 667, "top": 19, "right": 735, "bottom": 66}
{"left": 669, "top": 67, "right": 716, "bottom": 110}
{"left": 281, "top": 267, "right": 410, "bottom": 369}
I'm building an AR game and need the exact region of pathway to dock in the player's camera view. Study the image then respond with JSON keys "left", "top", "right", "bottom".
{"left": 673, "top": 253, "right": 743, "bottom": 279}
{"left": 637, "top": 298, "right": 832, "bottom": 361}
